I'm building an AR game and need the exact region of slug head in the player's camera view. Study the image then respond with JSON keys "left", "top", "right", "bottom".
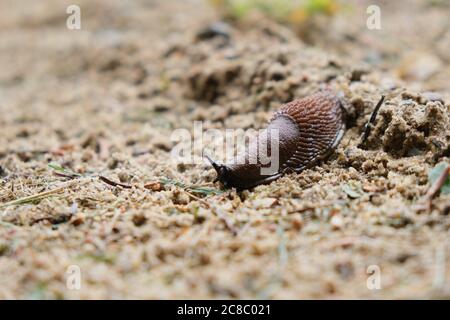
{"left": 204, "top": 155, "right": 233, "bottom": 189}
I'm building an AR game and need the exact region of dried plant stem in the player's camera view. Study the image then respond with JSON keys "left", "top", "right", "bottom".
{"left": 423, "top": 165, "right": 450, "bottom": 211}
{"left": 184, "top": 190, "right": 210, "bottom": 208}
{"left": 358, "top": 95, "right": 385, "bottom": 148}
{"left": 99, "top": 176, "right": 132, "bottom": 189}
{"left": 0, "top": 179, "right": 89, "bottom": 209}
{"left": 425, "top": 166, "right": 450, "bottom": 201}
{"left": 413, "top": 165, "right": 450, "bottom": 212}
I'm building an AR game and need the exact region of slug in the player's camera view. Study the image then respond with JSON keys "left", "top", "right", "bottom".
{"left": 206, "top": 91, "right": 345, "bottom": 190}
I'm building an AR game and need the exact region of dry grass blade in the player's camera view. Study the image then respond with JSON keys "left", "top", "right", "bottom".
{"left": 160, "top": 178, "right": 223, "bottom": 196}
{"left": 0, "top": 179, "right": 88, "bottom": 208}
{"left": 427, "top": 168, "right": 450, "bottom": 198}
{"left": 184, "top": 190, "right": 211, "bottom": 208}
{"left": 48, "top": 163, "right": 82, "bottom": 179}
{"left": 424, "top": 164, "right": 450, "bottom": 209}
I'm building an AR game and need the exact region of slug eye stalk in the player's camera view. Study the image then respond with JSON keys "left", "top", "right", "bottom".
{"left": 204, "top": 154, "right": 221, "bottom": 173}
{"left": 204, "top": 154, "right": 229, "bottom": 184}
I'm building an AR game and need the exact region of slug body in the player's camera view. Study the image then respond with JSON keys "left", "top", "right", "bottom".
{"left": 207, "top": 91, "right": 345, "bottom": 190}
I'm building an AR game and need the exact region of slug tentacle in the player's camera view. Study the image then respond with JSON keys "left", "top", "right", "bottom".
{"left": 204, "top": 154, "right": 229, "bottom": 184}
{"left": 204, "top": 154, "right": 221, "bottom": 173}
{"left": 207, "top": 91, "right": 345, "bottom": 190}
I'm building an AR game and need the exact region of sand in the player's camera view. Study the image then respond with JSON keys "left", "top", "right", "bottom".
{"left": 0, "top": 0, "right": 449, "bottom": 299}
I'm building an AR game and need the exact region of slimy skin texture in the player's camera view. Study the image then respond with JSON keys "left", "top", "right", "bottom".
{"left": 207, "top": 91, "right": 345, "bottom": 190}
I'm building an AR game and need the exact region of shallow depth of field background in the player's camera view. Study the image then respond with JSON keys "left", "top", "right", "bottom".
{"left": 0, "top": 0, "right": 449, "bottom": 299}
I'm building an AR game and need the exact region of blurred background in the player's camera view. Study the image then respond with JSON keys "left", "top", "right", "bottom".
{"left": 1, "top": 0, "right": 449, "bottom": 91}
{"left": 0, "top": 0, "right": 449, "bottom": 299}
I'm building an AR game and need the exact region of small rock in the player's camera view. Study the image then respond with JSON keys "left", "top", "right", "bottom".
{"left": 153, "top": 138, "right": 172, "bottom": 152}
{"left": 252, "top": 198, "right": 278, "bottom": 209}
{"left": 71, "top": 214, "right": 85, "bottom": 226}
{"left": 395, "top": 253, "right": 415, "bottom": 264}
{"left": 152, "top": 97, "right": 174, "bottom": 112}
{"left": 0, "top": 242, "right": 10, "bottom": 256}
{"left": 118, "top": 171, "right": 131, "bottom": 183}
{"left": 330, "top": 215, "right": 344, "bottom": 230}
{"left": 107, "top": 157, "right": 120, "bottom": 169}
{"left": 267, "top": 63, "right": 287, "bottom": 81}
{"left": 81, "top": 150, "right": 94, "bottom": 162}
{"left": 349, "top": 68, "right": 368, "bottom": 82}
{"left": 209, "top": 105, "right": 229, "bottom": 122}
{"left": 196, "top": 22, "right": 231, "bottom": 40}
{"left": 369, "top": 194, "right": 383, "bottom": 206}
{"left": 132, "top": 213, "right": 147, "bottom": 227}
{"left": 172, "top": 190, "right": 190, "bottom": 205}
{"left": 335, "top": 262, "right": 354, "bottom": 280}
{"left": 388, "top": 215, "right": 413, "bottom": 229}
{"left": 16, "top": 152, "right": 31, "bottom": 162}
{"left": 69, "top": 202, "right": 78, "bottom": 215}
{"left": 144, "top": 181, "right": 164, "bottom": 191}
{"left": 290, "top": 214, "right": 303, "bottom": 231}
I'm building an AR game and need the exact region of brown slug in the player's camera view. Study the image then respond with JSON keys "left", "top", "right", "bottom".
{"left": 206, "top": 91, "right": 345, "bottom": 190}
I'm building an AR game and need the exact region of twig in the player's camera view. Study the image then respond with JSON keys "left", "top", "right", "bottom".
{"left": 184, "top": 190, "right": 210, "bottom": 208}
{"left": 0, "top": 179, "right": 87, "bottom": 208}
{"left": 99, "top": 176, "right": 132, "bottom": 189}
{"left": 358, "top": 95, "right": 385, "bottom": 148}
{"left": 425, "top": 166, "right": 449, "bottom": 200}
{"left": 418, "top": 165, "right": 450, "bottom": 211}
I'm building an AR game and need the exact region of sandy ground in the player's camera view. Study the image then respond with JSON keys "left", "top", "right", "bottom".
{"left": 0, "top": 0, "right": 449, "bottom": 299}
